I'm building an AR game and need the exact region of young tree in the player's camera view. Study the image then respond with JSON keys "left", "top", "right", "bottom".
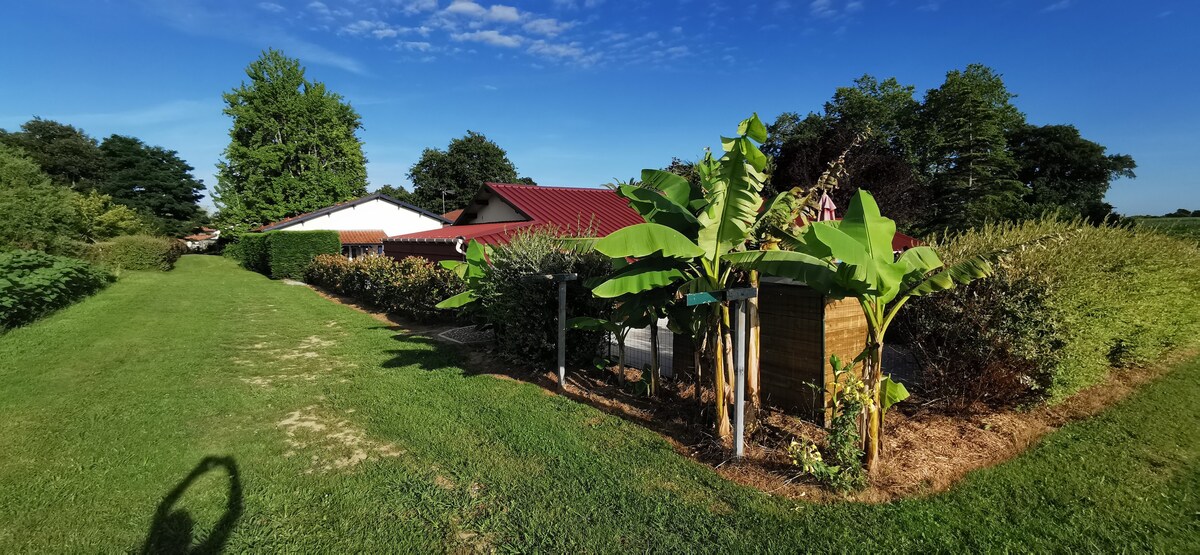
{"left": 98, "top": 135, "right": 204, "bottom": 235}
{"left": 0, "top": 144, "right": 81, "bottom": 252}
{"left": 214, "top": 49, "right": 368, "bottom": 232}
{"left": 407, "top": 131, "right": 530, "bottom": 213}
{"left": 917, "top": 64, "right": 1027, "bottom": 233}
{"left": 0, "top": 118, "right": 102, "bottom": 189}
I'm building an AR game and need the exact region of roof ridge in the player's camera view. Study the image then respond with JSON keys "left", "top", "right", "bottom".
{"left": 486, "top": 182, "right": 616, "bottom": 192}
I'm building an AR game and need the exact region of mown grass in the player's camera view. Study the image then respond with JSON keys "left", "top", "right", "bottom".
{"left": 0, "top": 255, "right": 1196, "bottom": 552}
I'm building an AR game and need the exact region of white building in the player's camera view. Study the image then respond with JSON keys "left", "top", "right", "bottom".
{"left": 258, "top": 193, "right": 449, "bottom": 258}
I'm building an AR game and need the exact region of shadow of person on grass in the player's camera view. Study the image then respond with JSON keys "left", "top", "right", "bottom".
{"left": 140, "top": 456, "right": 243, "bottom": 555}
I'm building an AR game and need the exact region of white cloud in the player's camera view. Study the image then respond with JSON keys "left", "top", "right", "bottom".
{"left": 451, "top": 29, "right": 523, "bottom": 47}
{"left": 488, "top": 5, "right": 521, "bottom": 22}
{"left": 1042, "top": 0, "right": 1071, "bottom": 12}
{"left": 810, "top": 0, "right": 835, "bottom": 17}
{"left": 397, "top": 41, "right": 433, "bottom": 51}
{"left": 444, "top": 0, "right": 487, "bottom": 17}
{"left": 523, "top": 17, "right": 575, "bottom": 36}
{"left": 307, "top": 1, "right": 331, "bottom": 17}
{"left": 397, "top": 0, "right": 439, "bottom": 15}
{"left": 257, "top": 2, "right": 285, "bottom": 13}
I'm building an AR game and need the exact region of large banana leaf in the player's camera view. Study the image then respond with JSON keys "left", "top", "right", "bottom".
{"left": 903, "top": 255, "right": 994, "bottom": 297}
{"left": 838, "top": 190, "right": 896, "bottom": 265}
{"left": 435, "top": 290, "right": 477, "bottom": 309}
{"left": 592, "top": 257, "right": 691, "bottom": 298}
{"left": 695, "top": 136, "right": 765, "bottom": 263}
{"left": 615, "top": 185, "right": 699, "bottom": 234}
{"left": 723, "top": 250, "right": 843, "bottom": 296}
{"left": 593, "top": 223, "right": 703, "bottom": 259}
{"left": 639, "top": 169, "right": 692, "bottom": 207}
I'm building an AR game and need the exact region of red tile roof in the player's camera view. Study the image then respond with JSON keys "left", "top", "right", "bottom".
{"left": 386, "top": 183, "right": 643, "bottom": 244}
{"left": 442, "top": 209, "right": 464, "bottom": 223}
{"left": 338, "top": 230, "right": 388, "bottom": 244}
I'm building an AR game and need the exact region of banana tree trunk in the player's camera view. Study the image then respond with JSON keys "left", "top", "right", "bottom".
{"left": 713, "top": 326, "right": 732, "bottom": 441}
{"left": 861, "top": 337, "right": 884, "bottom": 474}
{"left": 649, "top": 319, "right": 660, "bottom": 396}
{"left": 616, "top": 336, "right": 627, "bottom": 387}
{"left": 747, "top": 271, "right": 761, "bottom": 408}
{"left": 721, "top": 305, "right": 736, "bottom": 407}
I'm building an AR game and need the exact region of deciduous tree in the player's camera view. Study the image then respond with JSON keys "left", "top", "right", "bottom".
{"left": 0, "top": 118, "right": 102, "bottom": 189}
{"left": 98, "top": 135, "right": 204, "bottom": 234}
{"left": 214, "top": 49, "right": 368, "bottom": 232}
{"left": 407, "top": 131, "right": 532, "bottom": 213}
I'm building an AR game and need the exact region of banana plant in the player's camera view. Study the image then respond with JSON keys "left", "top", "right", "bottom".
{"left": 588, "top": 114, "right": 769, "bottom": 441}
{"left": 435, "top": 239, "right": 491, "bottom": 309}
{"left": 567, "top": 294, "right": 655, "bottom": 389}
{"left": 726, "top": 189, "right": 993, "bottom": 473}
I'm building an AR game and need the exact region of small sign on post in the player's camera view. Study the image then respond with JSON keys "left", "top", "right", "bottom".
{"left": 683, "top": 287, "right": 758, "bottom": 459}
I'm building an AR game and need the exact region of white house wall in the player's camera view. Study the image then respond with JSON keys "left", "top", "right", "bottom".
{"left": 470, "top": 197, "right": 523, "bottom": 224}
{"left": 276, "top": 199, "right": 443, "bottom": 236}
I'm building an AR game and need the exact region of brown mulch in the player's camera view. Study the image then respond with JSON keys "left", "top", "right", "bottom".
{"left": 306, "top": 283, "right": 1193, "bottom": 503}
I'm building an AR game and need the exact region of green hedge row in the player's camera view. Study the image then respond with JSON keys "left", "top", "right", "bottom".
{"left": 306, "top": 253, "right": 464, "bottom": 322}
{"left": 1, "top": 250, "right": 114, "bottom": 330}
{"left": 899, "top": 218, "right": 1200, "bottom": 407}
{"left": 86, "top": 235, "right": 186, "bottom": 271}
{"left": 228, "top": 231, "right": 340, "bottom": 279}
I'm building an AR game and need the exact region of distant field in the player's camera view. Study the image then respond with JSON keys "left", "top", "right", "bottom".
{"left": 1135, "top": 217, "right": 1200, "bottom": 243}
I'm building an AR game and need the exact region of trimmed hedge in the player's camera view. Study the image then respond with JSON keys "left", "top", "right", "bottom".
{"left": 306, "top": 253, "right": 464, "bottom": 322}
{"left": 86, "top": 235, "right": 186, "bottom": 271}
{"left": 230, "top": 233, "right": 271, "bottom": 275}
{"left": 227, "top": 231, "right": 340, "bottom": 279}
{"left": 899, "top": 218, "right": 1200, "bottom": 408}
{"left": 1, "top": 250, "right": 113, "bottom": 330}
{"left": 266, "top": 231, "right": 341, "bottom": 280}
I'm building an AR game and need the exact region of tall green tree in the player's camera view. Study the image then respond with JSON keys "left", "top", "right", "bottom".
{"left": 1008, "top": 123, "right": 1136, "bottom": 222}
{"left": 917, "top": 64, "right": 1027, "bottom": 232}
{"left": 213, "top": 49, "right": 368, "bottom": 231}
{"left": 0, "top": 118, "right": 102, "bottom": 189}
{"left": 98, "top": 135, "right": 204, "bottom": 234}
{"left": 0, "top": 144, "right": 81, "bottom": 252}
{"left": 407, "top": 131, "right": 532, "bottom": 213}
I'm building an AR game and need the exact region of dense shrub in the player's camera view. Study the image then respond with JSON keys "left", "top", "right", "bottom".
{"left": 86, "top": 235, "right": 186, "bottom": 271}
{"left": 474, "top": 226, "right": 612, "bottom": 368}
{"left": 306, "top": 253, "right": 464, "bottom": 322}
{"left": 899, "top": 218, "right": 1200, "bottom": 407}
{"left": 0, "top": 250, "right": 113, "bottom": 330}
{"left": 228, "top": 233, "right": 270, "bottom": 274}
{"left": 266, "top": 231, "right": 340, "bottom": 280}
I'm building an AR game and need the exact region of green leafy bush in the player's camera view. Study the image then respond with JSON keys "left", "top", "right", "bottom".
{"left": 86, "top": 235, "right": 186, "bottom": 271}
{"left": 474, "top": 226, "right": 612, "bottom": 369}
{"left": 305, "top": 253, "right": 463, "bottom": 322}
{"left": 266, "top": 231, "right": 340, "bottom": 280}
{"left": 788, "top": 355, "right": 868, "bottom": 492}
{"left": 900, "top": 218, "right": 1200, "bottom": 406}
{"left": 0, "top": 250, "right": 113, "bottom": 330}
{"left": 227, "top": 233, "right": 270, "bottom": 274}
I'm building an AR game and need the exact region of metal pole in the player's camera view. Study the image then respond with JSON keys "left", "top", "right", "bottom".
{"left": 734, "top": 299, "right": 747, "bottom": 458}
{"left": 557, "top": 279, "right": 567, "bottom": 389}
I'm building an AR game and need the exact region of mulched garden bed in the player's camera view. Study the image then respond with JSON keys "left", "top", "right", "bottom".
{"left": 308, "top": 282, "right": 1190, "bottom": 502}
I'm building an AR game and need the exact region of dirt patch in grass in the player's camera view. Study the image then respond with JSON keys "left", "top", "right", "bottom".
{"left": 277, "top": 405, "right": 405, "bottom": 473}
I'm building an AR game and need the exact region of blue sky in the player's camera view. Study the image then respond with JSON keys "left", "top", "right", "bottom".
{"left": 1, "top": 0, "right": 1195, "bottom": 215}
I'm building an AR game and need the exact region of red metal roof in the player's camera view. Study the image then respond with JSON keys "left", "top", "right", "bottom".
{"left": 387, "top": 183, "right": 642, "bottom": 244}
{"left": 338, "top": 230, "right": 388, "bottom": 244}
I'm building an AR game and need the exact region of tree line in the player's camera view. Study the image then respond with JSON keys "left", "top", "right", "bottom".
{"left": 0, "top": 119, "right": 206, "bottom": 253}
{"left": 753, "top": 64, "right": 1136, "bottom": 235}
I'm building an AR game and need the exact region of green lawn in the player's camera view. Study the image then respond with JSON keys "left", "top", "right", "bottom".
{"left": 1, "top": 255, "right": 1197, "bottom": 552}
